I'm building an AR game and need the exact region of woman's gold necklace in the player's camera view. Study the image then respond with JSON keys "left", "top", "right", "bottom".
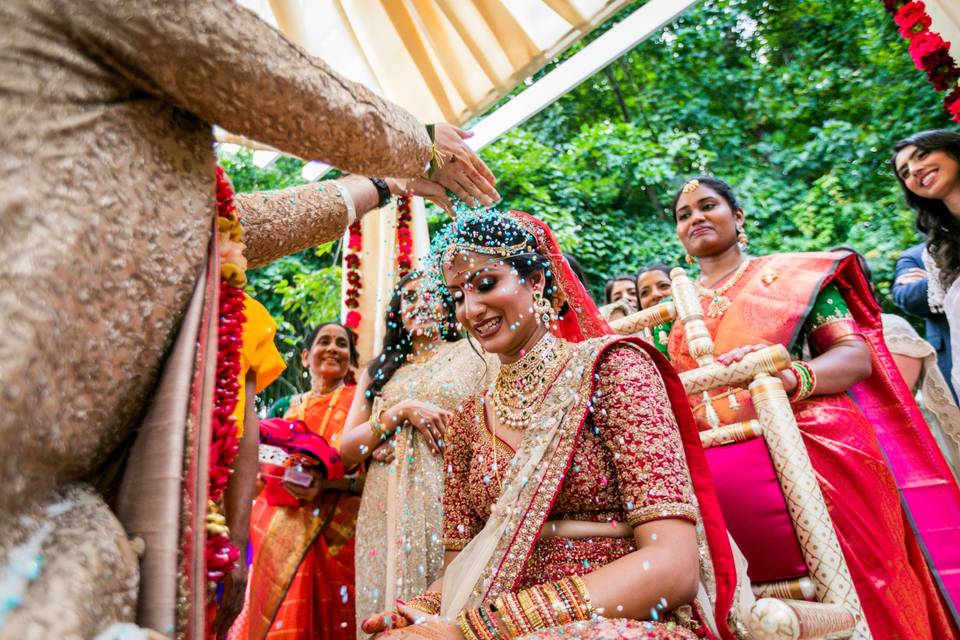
{"left": 697, "top": 258, "right": 752, "bottom": 318}
{"left": 492, "top": 332, "right": 567, "bottom": 430}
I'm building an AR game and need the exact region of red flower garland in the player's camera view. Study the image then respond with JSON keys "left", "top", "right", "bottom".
{"left": 885, "top": 0, "right": 960, "bottom": 122}
{"left": 396, "top": 194, "right": 414, "bottom": 277}
{"left": 344, "top": 220, "right": 363, "bottom": 330}
{"left": 206, "top": 166, "right": 244, "bottom": 585}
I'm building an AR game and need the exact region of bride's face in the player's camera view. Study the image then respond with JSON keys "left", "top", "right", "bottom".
{"left": 442, "top": 251, "right": 545, "bottom": 358}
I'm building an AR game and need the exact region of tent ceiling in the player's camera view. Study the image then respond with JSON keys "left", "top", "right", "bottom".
{"left": 236, "top": 0, "right": 636, "bottom": 125}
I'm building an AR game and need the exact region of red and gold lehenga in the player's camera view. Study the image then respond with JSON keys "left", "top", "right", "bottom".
{"left": 430, "top": 211, "right": 742, "bottom": 640}
{"left": 231, "top": 384, "right": 359, "bottom": 640}
{"left": 667, "top": 252, "right": 960, "bottom": 639}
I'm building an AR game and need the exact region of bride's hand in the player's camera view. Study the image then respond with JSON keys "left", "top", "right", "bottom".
{"left": 373, "top": 603, "right": 463, "bottom": 639}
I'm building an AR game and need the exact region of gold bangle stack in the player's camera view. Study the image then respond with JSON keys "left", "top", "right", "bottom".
{"left": 456, "top": 575, "right": 594, "bottom": 639}
{"left": 406, "top": 591, "right": 442, "bottom": 616}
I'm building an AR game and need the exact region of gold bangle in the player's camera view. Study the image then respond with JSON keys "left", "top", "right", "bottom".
{"left": 493, "top": 596, "right": 521, "bottom": 638}
{"left": 570, "top": 575, "right": 594, "bottom": 617}
{"left": 457, "top": 610, "right": 481, "bottom": 640}
{"left": 517, "top": 589, "right": 545, "bottom": 631}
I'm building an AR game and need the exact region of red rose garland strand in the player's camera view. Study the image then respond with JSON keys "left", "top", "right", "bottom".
{"left": 396, "top": 194, "right": 414, "bottom": 277}
{"left": 884, "top": 0, "right": 960, "bottom": 123}
{"left": 206, "top": 166, "right": 245, "bottom": 585}
{"left": 344, "top": 220, "right": 363, "bottom": 330}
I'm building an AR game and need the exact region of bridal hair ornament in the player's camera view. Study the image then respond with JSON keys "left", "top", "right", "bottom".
{"left": 681, "top": 179, "right": 701, "bottom": 193}
{"left": 429, "top": 206, "right": 567, "bottom": 314}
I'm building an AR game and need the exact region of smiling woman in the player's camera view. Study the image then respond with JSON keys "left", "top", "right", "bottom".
{"left": 359, "top": 209, "right": 744, "bottom": 640}
{"left": 230, "top": 321, "right": 362, "bottom": 640}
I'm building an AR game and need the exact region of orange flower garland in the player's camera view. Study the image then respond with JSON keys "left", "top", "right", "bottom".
{"left": 206, "top": 166, "right": 245, "bottom": 585}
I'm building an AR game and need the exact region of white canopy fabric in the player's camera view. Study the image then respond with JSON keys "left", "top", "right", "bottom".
{"left": 927, "top": 0, "right": 960, "bottom": 66}
{"left": 237, "top": 0, "right": 635, "bottom": 125}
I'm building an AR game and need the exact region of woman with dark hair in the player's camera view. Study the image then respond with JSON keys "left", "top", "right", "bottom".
{"left": 892, "top": 129, "right": 960, "bottom": 395}
{"left": 636, "top": 263, "right": 674, "bottom": 311}
{"left": 342, "top": 271, "right": 494, "bottom": 631}
{"left": 669, "top": 176, "right": 959, "bottom": 638}
{"left": 233, "top": 321, "right": 362, "bottom": 640}
{"left": 361, "top": 209, "right": 745, "bottom": 640}
{"left": 603, "top": 274, "right": 639, "bottom": 308}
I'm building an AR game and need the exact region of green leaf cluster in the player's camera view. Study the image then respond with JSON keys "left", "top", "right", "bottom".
{"left": 219, "top": 148, "right": 345, "bottom": 409}
{"left": 471, "top": 0, "right": 951, "bottom": 305}
{"left": 224, "top": 0, "right": 954, "bottom": 408}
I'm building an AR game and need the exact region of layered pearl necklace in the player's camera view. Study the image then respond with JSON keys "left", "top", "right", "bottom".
{"left": 492, "top": 332, "right": 568, "bottom": 430}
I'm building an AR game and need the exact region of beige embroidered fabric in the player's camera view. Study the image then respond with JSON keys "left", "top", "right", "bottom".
{"left": 883, "top": 313, "right": 960, "bottom": 479}
{"left": 0, "top": 0, "right": 435, "bottom": 634}
{"left": 353, "top": 339, "right": 495, "bottom": 632}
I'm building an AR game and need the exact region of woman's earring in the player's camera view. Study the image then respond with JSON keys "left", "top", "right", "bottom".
{"left": 737, "top": 230, "right": 748, "bottom": 247}
{"left": 685, "top": 253, "right": 695, "bottom": 265}
{"left": 533, "top": 290, "right": 556, "bottom": 326}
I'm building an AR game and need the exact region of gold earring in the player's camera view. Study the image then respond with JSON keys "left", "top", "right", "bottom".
{"left": 737, "top": 230, "right": 748, "bottom": 246}
{"left": 685, "top": 253, "right": 695, "bottom": 265}
{"left": 533, "top": 290, "right": 556, "bottom": 325}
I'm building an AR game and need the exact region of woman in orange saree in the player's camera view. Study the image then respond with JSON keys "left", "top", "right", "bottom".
{"left": 231, "top": 321, "right": 360, "bottom": 640}
{"left": 669, "top": 176, "right": 960, "bottom": 639}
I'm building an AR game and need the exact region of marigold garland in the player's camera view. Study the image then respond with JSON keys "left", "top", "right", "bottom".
{"left": 396, "top": 194, "right": 414, "bottom": 277}
{"left": 884, "top": 0, "right": 960, "bottom": 123}
{"left": 344, "top": 220, "right": 363, "bottom": 330}
{"left": 206, "top": 166, "right": 245, "bottom": 586}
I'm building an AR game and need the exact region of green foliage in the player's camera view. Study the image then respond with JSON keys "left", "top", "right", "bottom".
{"left": 218, "top": 148, "right": 344, "bottom": 409}
{"left": 225, "top": 0, "right": 952, "bottom": 406}
{"left": 472, "top": 0, "right": 951, "bottom": 307}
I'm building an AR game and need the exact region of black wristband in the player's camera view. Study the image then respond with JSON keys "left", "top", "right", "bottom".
{"left": 369, "top": 177, "right": 392, "bottom": 209}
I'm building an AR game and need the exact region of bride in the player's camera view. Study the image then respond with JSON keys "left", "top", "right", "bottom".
{"left": 360, "top": 209, "right": 740, "bottom": 639}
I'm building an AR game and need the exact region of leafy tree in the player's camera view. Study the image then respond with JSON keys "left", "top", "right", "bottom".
{"left": 225, "top": 0, "right": 951, "bottom": 406}
{"left": 219, "top": 149, "right": 344, "bottom": 409}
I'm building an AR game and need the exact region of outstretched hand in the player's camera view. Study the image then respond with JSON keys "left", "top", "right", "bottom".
{"left": 430, "top": 124, "right": 499, "bottom": 210}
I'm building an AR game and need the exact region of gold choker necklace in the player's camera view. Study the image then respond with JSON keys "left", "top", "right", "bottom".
{"left": 493, "top": 332, "right": 568, "bottom": 430}
{"left": 696, "top": 258, "right": 752, "bottom": 318}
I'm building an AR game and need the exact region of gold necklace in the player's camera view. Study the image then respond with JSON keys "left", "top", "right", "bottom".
{"left": 296, "top": 381, "right": 343, "bottom": 422}
{"left": 492, "top": 332, "right": 568, "bottom": 430}
{"left": 697, "top": 258, "right": 752, "bottom": 318}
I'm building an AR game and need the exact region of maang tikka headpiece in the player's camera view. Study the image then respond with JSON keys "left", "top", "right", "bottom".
{"left": 681, "top": 179, "right": 701, "bottom": 193}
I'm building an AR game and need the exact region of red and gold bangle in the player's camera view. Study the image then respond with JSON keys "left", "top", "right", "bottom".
{"left": 787, "top": 360, "right": 817, "bottom": 403}
{"left": 470, "top": 607, "right": 499, "bottom": 640}
{"left": 541, "top": 583, "right": 571, "bottom": 626}
{"left": 557, "top": 577, "right": 586, "bottom": 620}
{"left": 569, "top": 575, "right": 594, "bottom": 617}
{"left": 407, "top": 591, "right": 442, "bottom": 616}
{"left": 496, "top": 592, "right": 530, "bottom": 637}
{"left": 517, "top": 589, "right": 545, "bottom": 631}
{"left": 457, "top": 610, "right": 481, "bottom": 640}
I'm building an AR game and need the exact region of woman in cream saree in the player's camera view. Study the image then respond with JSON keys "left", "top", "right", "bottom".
{"left": 340, "top": 272, "right": 495, "bottom": 633}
